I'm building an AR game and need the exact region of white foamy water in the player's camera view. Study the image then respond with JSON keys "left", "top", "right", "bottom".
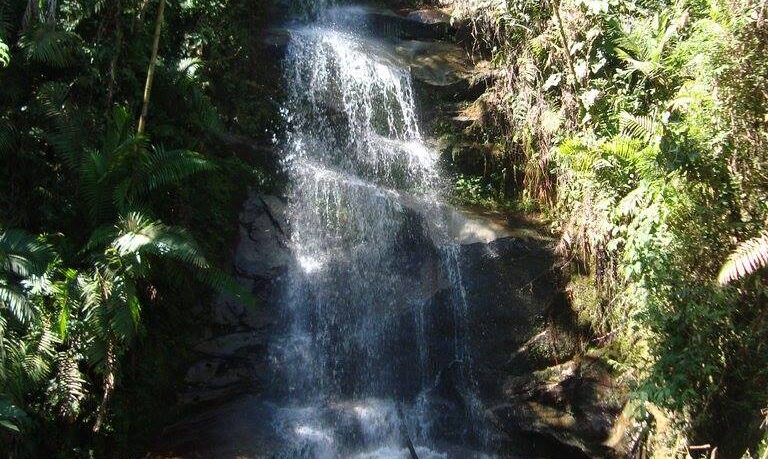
{"left": 270, "top": 3, "right": 491, "bottom": 457}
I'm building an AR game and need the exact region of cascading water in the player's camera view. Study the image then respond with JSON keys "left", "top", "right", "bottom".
{"left": 271, "top": 4, "right": 490, "bottom": 458}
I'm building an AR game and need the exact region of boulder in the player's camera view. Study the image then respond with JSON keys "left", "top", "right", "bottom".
{"left": 397, "top": 40, "right": 471, "bottom": 87}
{"left": 183, "top": 192, "right": 287, "bottom": 407}
{"left": 407, "top": 9, "right": 453, "bottom": 26}
{"left": 180, "top": 357, "right": 260, "bottom": 405}
{"left": 211, "top": 192, "right": 290, "bottom": 328}
{"left": 236, "top": 192, "right": 291, "bottom": 280}
{"left": 194, "top": 331, "right": 266, "bottom": 357}
{"left": 490, "top": 358, "right": 632, "bottom": 458}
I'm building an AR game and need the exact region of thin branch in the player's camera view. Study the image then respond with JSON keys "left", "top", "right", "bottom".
{"left": 137, "top": 0, "right": 166, "bottom": 136}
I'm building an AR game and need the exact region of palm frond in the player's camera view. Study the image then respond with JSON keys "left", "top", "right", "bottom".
{"left": 103, "top": 106, "right": 138, "bottom": 155}
{"left": 195, "top": 267, "right": 257, "bottom": 308}
{"left": 0, "top": 230, "right": 51, "bottom": 278}
{"left": 112, "top": 212, "right": 209, "bottom": 268}
{"left": 171, "top": 73, "right": 224, "bottom": 134}
{"left": 79, "top": 149, "right": 113, "bottom": 225}
{"left": 615, "top": 48, "right": 657, "bottom": 78}
{"left": 0, "top": 282, "right": 34, "bottom": 324}
{"left": 35, "top": 82, "right": 90, "bottom": 170}
{"left": 616, "top": 183, "right": 649, "bottom": 218}
{"left": 19, "top": 25, "right": 80, "bottom": 68}
{"left": 111, "top": 212, "right": 164, "bottom": 257}
{"left": 107, "top": 276, "right": 140, "bottom": 341}
{"left": 83, "top": 224, "right": 118, "bottom": 255}
{"left": 0, "top": 119, "right": 16, "bottom": 155}
{"left": 719, "top": 230, "right": 768, "bottom": 285}
{"left": 3, "top": 326, "right": 57, "bottom": 390}
{"left": 52, "top": 268, "right": 80, "bottom": 340}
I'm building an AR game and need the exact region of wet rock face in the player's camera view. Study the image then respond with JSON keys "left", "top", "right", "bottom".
{"left": 164, "top": 190, "right": 592, "bottom": 457}
{"left": 172, "top": 190, "right": 625, "bottom": 457}
{"left": 181, "top": 192, "right": 289, "bottom": 405}
{"left": 164, "top": 2, "right": 628, "bottom": 456}
{"left": 491, "top": 358, "right": 631, "bottom": 458}
{"left": 166, "top": 192, "right": 627, "bottom": 458}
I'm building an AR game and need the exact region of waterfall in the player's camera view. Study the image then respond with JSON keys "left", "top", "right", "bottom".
{"left": 271, "top": 5, "right": 489, "bottom": 458}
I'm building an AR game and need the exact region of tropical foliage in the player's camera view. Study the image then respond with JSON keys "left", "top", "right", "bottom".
{"left": 445, "top": 0, "right": 768, "bottom": 456}
{"left": 0, "top": 0, "right": 271, "bottom": 456}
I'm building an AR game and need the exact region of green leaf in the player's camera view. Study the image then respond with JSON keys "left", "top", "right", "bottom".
{"left": 0, "top": 39, "right": 9, "bottom": 68}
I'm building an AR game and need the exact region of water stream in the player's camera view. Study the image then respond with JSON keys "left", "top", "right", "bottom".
{"left": 270, "top": 4, "right": 492, "bottom": 458}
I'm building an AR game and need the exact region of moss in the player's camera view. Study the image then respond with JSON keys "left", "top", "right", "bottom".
{"left": 566, "top": 274, "right": 601, "bottom": 331}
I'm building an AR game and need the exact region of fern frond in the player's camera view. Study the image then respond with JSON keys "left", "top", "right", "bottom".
{"left": 719, "top": 231, "right": 768, "bottom": 285}
{"left": 556, "top": 137, "right": 597, "bottom": 172}
{"left": 619, "top": 111, "right": 659, "bottom": 143}
{"left": 601, "top": 135, "right": 644, "bottom": 162}
{"left": 133, "top": 146, "right": 215, "bottom": 198}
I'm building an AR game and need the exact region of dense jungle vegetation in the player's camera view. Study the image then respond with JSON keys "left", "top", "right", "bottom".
{"left": 0, "top": 0, "right": 276, "bottom": 456}
{"left": 445, "top": 0, "right": 768, "bottom": 456}
{"left": 0, "top": 0, "right": 767, "bottom": 457}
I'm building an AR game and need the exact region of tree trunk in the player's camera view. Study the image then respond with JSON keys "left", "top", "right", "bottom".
{"left": 46, "top": 0, "right": 58, "bottom": 23}
{"left": 92, "top": 339, "right": 116, "bottom": 434}
{"left": 22, "top": 0, "right": 40, "bottom": 29}
{"left": 137, "top": 0, "right": 166, "bottom": 136}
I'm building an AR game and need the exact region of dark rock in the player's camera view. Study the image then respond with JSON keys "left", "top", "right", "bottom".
{"left": 261, "top": 27, "right": 291, "bottom": 56}
{"left": 210, "top": 191, "right": 289, "bottom": 328}
{"left": 181, "top": 192, "right": 287, "bottom": 408}
{"left": 325, "top": 6, "right": 453, "bottom": 41}
{"left": 398, "top": 40, "right": 470, "bottom": 87}
{"left": 489, "top": 358, "right": 631, "bottom": 458}
{"left": 236, "top": 191, "right": 291, "bottom": 280}
{"left": 194, "top": 331, "right": 266, "bottom": 357}
{"left": 184, "top": 358, "right": 229, "bottom": 385}
{"left": 150, "top": 396, "right": 280, "bottom": 457}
